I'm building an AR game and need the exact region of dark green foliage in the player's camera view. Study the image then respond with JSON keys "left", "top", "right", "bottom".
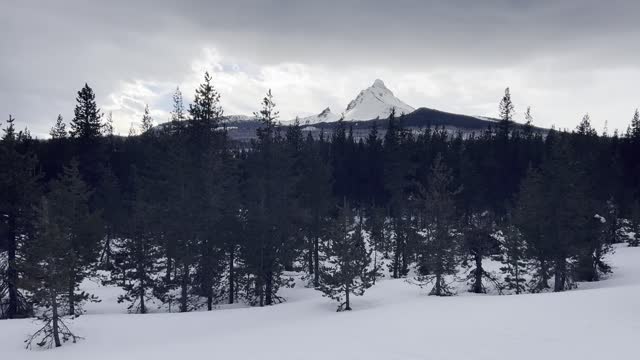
{"left": 3, "top": 78, "right": 638, "bottom": 344}
{"left": 140, "top": 105, "right": 154, "bottom": 133}
{"left": 44, "top": 161, "right": 103, "bottom": 315}
{"left": 24, "top": 197, "right": 82, "bottom": 348}
{"left": 70, "top": 84, "right": 102, "bottom": 140}
{"left": 497, "top": 223, "right": 528, "bottom": 294}
{"left": 413, "top": 154, "right": 461, "bottom": 296}
{"left": 462, "top": 211, "right": 501, "bottom": 294}
{"left": 0, "top": 115, "right": 41, "bottom": 319}
{"left": 108, "top": 167, "right": 161, "bottom": 314}
{"left": 628, "top": 201, "right": 640, "bottom": 247}
{"left": 50, "top": 115, "right": 68, "bottom": 139}
{"left": 318, "top": 202, "right": 376, "bottom": 311}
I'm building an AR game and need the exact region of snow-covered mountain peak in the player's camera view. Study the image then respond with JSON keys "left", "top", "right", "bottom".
{"left": 296, "top": 106, "right": 340, "bottom": 125}
{"left": 372, "top": 79, "right": 386, "bottom": 88}
{"left": 343, "top": 79, "right": 415, "bottom": 120}
{"left": 318, "top": 107, "right": 332, "bottom": 117}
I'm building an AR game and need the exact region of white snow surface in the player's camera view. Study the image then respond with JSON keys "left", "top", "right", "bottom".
{"left": 343, "top": 79, "right": 414, "bottom": 121}
{"left": 288, "top": 79, "right": 415, "bottom": 124}
{"left": 2, "top": 245, "right": 640, "bottom": 359}
{"left": 298, "top": 107, "right": 340, "bottom": 125}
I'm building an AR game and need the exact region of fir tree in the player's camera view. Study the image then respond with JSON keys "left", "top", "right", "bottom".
{"left": 462, "top": 211, "right": 501, "bottom": 294}
{"left": 318, "top": 201, "right": 376, "bottom": 311}
{"left": 189, "top": 71, "right": 223, "bottom": 127}
{"left": 140, "top": 104, "right": 154, "bottom": 133}
{"left": 628, "top": 201, "right": 640, "bottom": 247}
{"left": 69, "top": 83, "right": 105, "bottom": 188}
{"left": 630, "top": 108, "right": 640, "bottom": 139}
{"left": 514, "top": 166, "right": 552, "bottom": 292}
{"left": 576, "top": 114, "right": 597, "bottom": 136}
{"left": 103, "top": 111, "right": 114, "bottom": 137}
{"left": 46, "top": 161, "right": 103, "bottom": 315}
{"left": 171, "top": 86, "right": 186, "bottom": 123}
{"left": 497, "top": 222, "right": 528, "bottom": 294}
{"left": 70, "top": 84, "right": 102, "bottom": 140}
{"left": 0, "top": 115, "right": 41, "bottom": 319}
{"left": 108, "top": 168, "right": 161, "bottom": 314}
{"left": 50, "top": 115, "right": 68, "bottom": 139}
{"left": 413, "top": 154, "right": 461, "bottom": 296}
{"left": 498, "top": 87, "right": 514, "bottom": 138}
{"left": 300, "top": 132, "right": 333, "bottom": 286}
{"left": 23, "top": 197, "right": 82, "bottom": 348}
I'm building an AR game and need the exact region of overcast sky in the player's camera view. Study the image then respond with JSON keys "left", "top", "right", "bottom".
{"left": 2, "top": 0, "right": 639, "bottom": 137}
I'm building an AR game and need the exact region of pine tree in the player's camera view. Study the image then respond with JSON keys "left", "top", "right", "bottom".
{"left": 69, "top": 83, "right": 105, "bottom": 189}
{"left": 498, "top": 87, "right": 514, "bottom": 138}
{"left": 23, "top": 197, "right": 82, "bottom": 348}
{"left": 576, "top": 114, "right": 597, "bottom": 136}
{"left": 630, "top": 108, "right": 640, "bottom": 139}
{"left": 189, "top": 71, "right": 223, "bottom": 127}
{"left": 318, "top": 201, "right": 375, "bottom": 311}
{"left": 462, "top": 211, "right": 500, "bottom": 294}
{"left": 70, "top": 84, "right": 102, "bottom": 140}
{"left": 171, "top": 86, "right": 185, "bottom": 123}
{"left": 140, "top": 104, "right": 154, "bottom": 133}
{"left": 0, "top": 115, "right": 41, "bottom": 319}
{"left": 254, "top": 89, "right": 279, "bottom": 141}
{"left": 523, "top": 106, "right": 534, "bottom": 137}
{"left": 103, "top": 111, "right": 114, "bottom": 137}
{"left": 497, "top": 222, "right": 528, "bottom": 294}
{"left": 364, "top": 204, "right": 386, "bottom": 285}
{"left": 300, "top": 132, "right": 333, "bottom": 287}
{"left": 108, "top": 168, "right": 161, "bottom": 314}
{"left": 514, "top": 166, "right": 552, "bottom": 292}
{"left": 242, "top": 89, "right": 293, "bottom": 307}
{"left": 382, "top": 109, "right": 412, "bottom": 278}
{"left": 50, "top": 115, "right": 68, "bottom": 139}
{"left": 128, "top": 122, "right": 138, "bottom": 137}
{"left": 413, "top": 154, "right": 461, "bottom": 296}
{"left": 628, "top": 201, "right": 640, "bottom": 247}
{"left": 46, "top": 161, "right": 103, "bottom": 315}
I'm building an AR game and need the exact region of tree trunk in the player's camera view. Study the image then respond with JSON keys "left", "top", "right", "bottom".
{"left": 165, "top": 255, "right": 173, "bottom": 283}
{"left": 6, "top": 216, "right": 18, "bottom": 318}
{"left": 180, "top": 263, "right": 189, "bottom": 312}
{"left": 400, "top": 235, "right": 408, "bottom": 277}
{"left": 553, "top": 256, "right": 565, "bottom": 292}
{"left": 307, "top": 237, "right": 314, "bottom": 276}
{"left": 228, "top": 246, "right": 235, "bottom": 304}
{"left": 68, "top": 274, "right": 75, "bottom": 316}
{"left": 138, "top": 244, "right": 147, "bottom": 314}
{"left": 207, "top": 293, "right": 213, "bottom": 311}
{"left": 265, "top": 270, "right": 273, "bottom": 306}
{"left": 392, "top": 239, "right": 400, "bottom": 279}
{"left": 434, "top": 273, "right": 442, "bottom": 296}
{"left": 514, "top": 263, "right": 521, "bottom": 295}
{"left": 140, "top": 286, "right": 146, "bottom": 314}
{"left": 473, "top": 253, "right": 483, "bottom": 293}
{"left": 313, "top": 233, "right": 320, "bottom": 288}
{"left": 51, "top": 290, "right": 61, "bottom": 348}
{"left": 344, "top": 283, "right": 351, "bottom": 311}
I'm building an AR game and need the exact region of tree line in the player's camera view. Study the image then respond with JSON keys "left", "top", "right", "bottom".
{"left": 2, "top": 73, "right": 640, "bottom": 348}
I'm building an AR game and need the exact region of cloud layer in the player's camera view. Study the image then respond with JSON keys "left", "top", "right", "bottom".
{"left": 2, "top": 0, "right": 639, "bottom": 136}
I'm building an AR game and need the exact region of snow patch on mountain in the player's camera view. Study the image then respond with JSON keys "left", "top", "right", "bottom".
{"left": 343, "top": 79, "right": 414, "bottom": 121}
{"left": 298, "top": 107, "right": 340, "bottom": 125}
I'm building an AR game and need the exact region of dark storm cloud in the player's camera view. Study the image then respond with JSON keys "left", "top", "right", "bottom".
{"left": 1, "top": 0, "right": 639, "bottom": 135}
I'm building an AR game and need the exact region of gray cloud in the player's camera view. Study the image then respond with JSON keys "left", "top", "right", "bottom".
{"left": 1, "top": 0, "right": 639, "bottom": 136}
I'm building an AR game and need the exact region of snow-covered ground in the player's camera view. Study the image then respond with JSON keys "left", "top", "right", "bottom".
{"left": 2, "top": 245, "right": 639, "bottom": 359}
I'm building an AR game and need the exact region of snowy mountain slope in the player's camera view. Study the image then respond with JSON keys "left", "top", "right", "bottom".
{"left": 343, "top": 79, "right": 415, "bottom": 121}
{"left": 1, "top": 245, "right": 639, "bottom": 359}
{"left": 298, "top": 107, "right": 340, "bottom": 125}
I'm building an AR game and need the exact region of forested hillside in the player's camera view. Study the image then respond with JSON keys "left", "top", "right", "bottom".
{"left": 2, "top": 73, "right": 640, "bottom": 349}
